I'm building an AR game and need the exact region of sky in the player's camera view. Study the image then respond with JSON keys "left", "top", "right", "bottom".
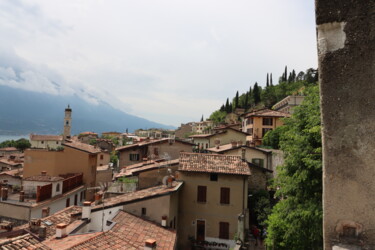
{"left": 0, "top": 0, "right": 318, "bottom": 127}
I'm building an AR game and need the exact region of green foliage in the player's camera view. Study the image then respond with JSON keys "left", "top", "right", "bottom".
{"left": 262, "top": 126, "right": 287, "bottom": 149}
{"left": 110, "top": 151, "right": 118, "bottom": 166}
{"left": 0, "top": 138, "right": 31, "bottom": 152}
{"left": 117, "top": 176, "right": 138, "bottom": 183}
{"left": 209, "top": 110, "right": 227, "bottom": 125}
{"left": 265, "top": 86, "right": 322, "bottom": 250}
{"left": 252, "top": 190, "right": 272, "bottom": 228}
{"left": 89, "top": 138, "right": 97, "bottom": 145}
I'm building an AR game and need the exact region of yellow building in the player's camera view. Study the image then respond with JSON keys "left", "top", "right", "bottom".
{"left": 177, "top": 153, "right": 250, "bottom": 249}
{"left": 241, "top": 109, "right": 290, "bottom": 146}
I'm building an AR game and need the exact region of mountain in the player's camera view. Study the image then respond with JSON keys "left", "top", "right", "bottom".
{"left": 0, "top": 85, "right": 174, "bottom": 135}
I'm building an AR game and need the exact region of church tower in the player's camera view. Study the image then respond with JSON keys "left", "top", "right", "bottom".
{"left": 63, "top": 105, "right": 72, "bottom": 141}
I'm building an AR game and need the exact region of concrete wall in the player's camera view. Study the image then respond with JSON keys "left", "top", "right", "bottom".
{"left": 96, "top": 168, "right": 112, "bottom": 186}
{"left": 315, "top": 1, "right": 375, "bottom": 249}
{"left": 24, "top": 147, "right": 97, "bottom": 200}
{"left": 177, "top": 172, "right": 247, "bottom": 248}
{"left": 137, "top": 164, "right": 179, "bottom": 190}
{"left": 23, "top": 180, "right": 63, "bottom": 198}
{"left": 0, "top": 203, "right": 30, "bottom": 221}
{"left": 0, "top": 175, "right": 21, "bottom": 187}
{"left": 209, "top": 130, "right": 247, "bottom": 148}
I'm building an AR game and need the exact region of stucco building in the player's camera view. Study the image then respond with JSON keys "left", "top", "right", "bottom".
{"left": 29, "top": 135, "right": 63, "bottom": 150}
{"left": 272, "top": 95, "right": 305, "bottom": 114}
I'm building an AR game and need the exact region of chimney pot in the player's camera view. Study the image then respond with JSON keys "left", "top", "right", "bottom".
{"left": 42, "top": 207, "right": 50, "bottom": 218}
{"left": 56, "top": 223, "right": 68, "bottom": 238}
{"left": 82, "top": 201, "right": 92, "bottom": 219}
{"left": 144, "top": 239, "right": 157, "bottom": 249}
{"left": 41, "top": 171, "right": 47, "bottom": 176}
{"left": 39, "top": 225, "right": 47, "bottom": 239}
{"left": 161, "top": 216, "right": 167, "bottom": 227}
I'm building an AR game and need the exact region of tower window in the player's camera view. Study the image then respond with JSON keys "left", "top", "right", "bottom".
{"left": 66, "top": 121, "right": 69, "bottom": 125}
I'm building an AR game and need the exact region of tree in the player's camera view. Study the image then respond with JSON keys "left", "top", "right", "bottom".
{"left": 284, "top": 66, "right": 288, "bottom": 82}
{"left": 234, "top": 91, "right": 239, "bottom": 109}
{"left": 266, "top": 73, "right": 269, "bottom": 87}
{"left": 253, "top": 82, "right": 261, "bottom": 105}
{"left": 15, "top": 138, "right": 31, "bottom": 152}
{"left": 270, "top": 73, "right": 273, "bottom": 86}
{"left": 225, "top": 98, "right": 230, "bottom": 113}
{"left": 209, "top": 110, "right": 226, "bottom": 124}
{"left": 262, "top": 126, "right": 287, "bottom": 149}
{"left": 201, "top": 115, "right": 204, "bottom": 122}
{"left": 266, "top": 86, "right": 322, "bottom": 250}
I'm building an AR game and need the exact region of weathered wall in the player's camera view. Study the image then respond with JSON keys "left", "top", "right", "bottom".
{"left": 315, "top": 1, "right": 375, "bottom": 249}
{"left": 137, "top": 164, "right": 179, "bottom": 189}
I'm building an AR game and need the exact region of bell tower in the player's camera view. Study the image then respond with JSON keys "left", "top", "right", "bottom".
{"left": 63, "top": 105, "right": 72, "bottom": 141}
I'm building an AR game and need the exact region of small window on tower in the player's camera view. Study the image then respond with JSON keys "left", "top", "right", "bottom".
{"left": 66, "top": 121, "right": 69, "bottom": 125}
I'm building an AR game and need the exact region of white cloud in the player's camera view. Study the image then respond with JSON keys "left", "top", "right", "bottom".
{"left": 0, "top": 0, "right": 318, "bottom": 126}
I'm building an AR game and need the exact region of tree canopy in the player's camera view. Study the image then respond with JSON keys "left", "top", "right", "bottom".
{"left": 265, "top": 85, "right": 322, "bottom": 249}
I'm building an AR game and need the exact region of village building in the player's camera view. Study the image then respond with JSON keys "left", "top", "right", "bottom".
{"left": 115, "top": 159, "right": 180, "bottom": 190}
{"left": 174, "top": 123, "right": 193, "bottom": 139}
{"left": 29, "top": 134, "right": 63, "bottom": 150}
{"left": 0, "top": 168, "right": 22, "bottom": 189}
{"left": 116, "top": 138, "right": 194, "bottom": 168}
{"left": 0, "top": 157, "right": 23, "bottom": 171}
{"left": 241, "top": 109, "right": 290, "bottom": 146}
{"left": 96, "top": 164, "right": 112, "bottom": 187}
{"left": 24, "top": 140, "right": 100, "bottom": 200}
{"left": 177, "top": 153, "right": 250, "bottom": 249}
{"left": 0, "top": 172, "right": 84, "bottom": 224}
{"left": 134, "top": 128, "right": 174, "bottom": 139}
{"left": 101, "top": 131, "right": 122, "bottom": 138}
{"left": 77, "top": 131, "right": 98, "bottom": 144}
{"left": 190, "top": 127, "right": 249, "bottom": 151}
{"left": 191, "top": 120, "right": 214, "bottom": 134}
{"left": 272, "top": 95, "right": 305, "bottom": 114}
{"left": 95, "top": 138, "right": 115, "bottom": 152}
{"left": 0, "top": 147, "right": 20, "bottom": 157}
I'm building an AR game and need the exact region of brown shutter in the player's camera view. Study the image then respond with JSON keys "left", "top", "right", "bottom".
{"left": 197, "top": 186, "right": 207, "bottom": 202}
{"left": 219, "top": 222, "right": 229, "bottom": 239}
{"left": 220, "top": 187, "right": 230, "bottom": 204}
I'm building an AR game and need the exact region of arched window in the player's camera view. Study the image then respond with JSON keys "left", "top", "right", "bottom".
{"left": 56, "top": 183, "right": 60, "bottom": 192}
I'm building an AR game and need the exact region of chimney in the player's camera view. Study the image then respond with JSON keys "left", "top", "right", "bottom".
{"left": 42, "top": 207, "right": 50, "bottom": 218}
{"left": 41, "top": 171, "right": 47, "bottom": 176}
{"left": 167, "top": 176, "right": 174, "bottom": 188}
{"left": 56, "top": 223, "right": 68, "bottom": 238}
{"left": 19, "top": 191, "right": 25, "bottom": 202}
{"left": 1, "top": 188, "right": 8, "bottom": 201}
{"left": 29, "top": 219, "right": 41, "bottom": 233}
{"left": 0, "top": 221, "right": 13, "bottom": 232}
{"left": 161, "top": 216, "right": 167, "bottom": 227}
{"left": 231, "top": 141, "right": 237, "bottom": 148}
{"left": 39, "top": 225, "right": 47, "bottom": 239}
{"left": 94, "top": 193, "right": 102, "bottom": 205}
{"left": 82, "top": 201, "right": 92, "bottom": 220}
{"left": 144, "top": 239, "right": 157, "bottom": 250}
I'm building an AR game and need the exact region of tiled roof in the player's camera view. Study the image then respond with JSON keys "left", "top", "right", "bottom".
{"left": 207, "top": 144, "right": 272, "bottom": 154}
{"left": 0, "top": 168, "right": 23, "bottom": 177}
{"left": 0, "top": 147, "right": 18, "bottom": 152}
{"left": 243, "top": 108, "right": 291, "bottom": 118}
{"left": 0, "top": 233, "right": 50, "bottom": 249}
{"left": 70, "top": 211, "right": 176, "bottom": 250}
{"left": 79, "top": 132, "right": 98, "bottom": 136}
{"left": 23, "top": 175, "right": 64, "bottom": 182}
{"left": 97, "top": 165, "right": 110, "bottom": 171}
{"left": 116, "top": 159, "right": 179, "bottom": 178}
{"left": 30, "top": 134, "right": 63, "bottom": 141}
{"left": 116, "top": 138, "right": 194, "bottom": 151}
{"left": 179, "top": 152, "right": 251, "bottom": 176}
{"left": 63, "top": 141, "right": 101, "bottom": 154}
{"left": 0, "top": 158, "right": 23, "bottom": 166}
{"left": 92, "top": 182, "right": 183, "bottom": 211}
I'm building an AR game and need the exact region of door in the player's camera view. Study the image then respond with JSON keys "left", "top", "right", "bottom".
{"left": 196, "top": 220, "right": 205, "bottom": 241}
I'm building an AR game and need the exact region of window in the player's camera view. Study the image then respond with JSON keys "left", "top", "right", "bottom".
{"left": 205, "top": 143, "right": 208, "bottom": 149}
{"left": 142, "top": 207, "right": 146, "bottom": 216}
{"left": 56, "top": 183, "right": 60, "bottom": 192}
{"left": 100, "top": 154, "right": 104, "bottom": 160}
{"left": 80, "top": 191, "right": 83, "bottom": 202}
{"left": 197, "top": 186, "right": 207, "bottom": 203}
{"left": 247, "top": 118, "right": 253, "bottom": 125}
{"left": 220, "top": 187, "right": 230, "bottom": 204}
{"left": 66, "top": 198, "right": 70, "bottom": 207}
{"left": 219, "top": 222, "right": 230, "bottom": 239}
{"left": 247, "top": 128, "right": 253, "bottom": 135}
{"left": 74, "top": 194, "right": 78, "bottom": 205}
{"left": 66, "top": 121, "right": 69, "bottom": 125}
{"left": 153, "top": 147, "right": 159, "bottom": 156}
{"left": 252, "top": 158, "right": 264, "bottom": 168}
{"left": 210, "top": 173, "right": 218, "bottom": 182}
{"left": 129, "top": 153, "right": 140, "bottom": 161}
{"left": 263, "top": 118, "right": 273, "bottom": 126}
{"left": 56, "top": 141, "right": 59, "bottom": 144}
{"left": 41, "top": 141, "right": 44, "bottom": 144}
{"left": 262, "top": 128, "right": 272, "bottom": 137}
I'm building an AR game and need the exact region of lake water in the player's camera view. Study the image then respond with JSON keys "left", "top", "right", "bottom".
{"left": 0, "top": 134, "right": 29, "bottom": 142}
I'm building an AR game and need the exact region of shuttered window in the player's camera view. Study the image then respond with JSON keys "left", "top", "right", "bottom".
{"left": 220, "top": 187, "right": 230, "bottom": 204}
{"left": 197, "top": 186, "right": 207, "bottom": 203}
{"left": 219, "top": 222, "right": 229, "bottom": 239}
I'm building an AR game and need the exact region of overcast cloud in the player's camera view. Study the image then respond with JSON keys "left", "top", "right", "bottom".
{"left": 0, "top": 0, "right": 318, "bottom": 126}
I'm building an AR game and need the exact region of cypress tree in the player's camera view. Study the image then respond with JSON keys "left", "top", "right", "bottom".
{"left": 253, "top": 82, "right": 261, "bottom": 104}
{"left": 201, "top": 115, "right": 204, "bottom": 122}
{"left": 225, "top": 98, "right": 230, "bottom": 113}
{"left": 244, "top": 93, "right": 249, "bottom": 110}
{"left": 270, "top": 73, "right": 273, "bottom": 86}
{"left": 220, "top": 104, "right": 225, "bottom": 112}
{"left": 266, "top": 73, "right": 269, "bottom": 87}
{"left": 235, "top": 91, "right": 239, "bottom": 110}
{"left": 284, "top": 66, "right": 288, "bottom": 82}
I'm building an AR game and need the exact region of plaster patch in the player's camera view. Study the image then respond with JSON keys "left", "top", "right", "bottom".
{"left": 317, "top": 22, "right": 346, "bottom": 55}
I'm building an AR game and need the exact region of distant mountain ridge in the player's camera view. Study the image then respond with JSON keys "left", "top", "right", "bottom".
{"left": 0, "top": 85, "right": 174, "bottom": 135}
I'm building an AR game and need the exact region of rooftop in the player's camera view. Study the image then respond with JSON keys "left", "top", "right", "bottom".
{"left": 23, "top": 174, "right": 64, "bottom": 182}
{"left": 0, "top": 158, "right": 23, "bottom": 166}
{"left": 0, "top": 233, "right": 50, "bottom": 249}
{"left": 63, "top": 141, "right": 101, "bottom": 154}
{"left": 0, "top": 147, "right": 18, "bottom": 152}
{"left": 243, "top": 108, "right": 291, "bottom": 118}
{"left": 206, "top": 143, "right": 272, "bottom": 154}
{"left": 92, "top": 182, "right": 183, "bottom": 211}
{"left": 116, "top": 159, "right": 179, "bottom": 178}
{"left": 0, "top": 168, "right": 23, "bottom": 177}
{"left": 116, "top": 138, "right": 194, "bottom": 151}
{"left": 30, "top": 134, "right": 63, "bottom": 141}
{"left": 179, "top": 152, "right": 251, "bottom": 176}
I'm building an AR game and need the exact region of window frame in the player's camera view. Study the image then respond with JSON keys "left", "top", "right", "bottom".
{"left": 220, "top": 187, "right": 230, "bottom": 205}
{"left": 197, "top": 186, "right": 207, "bottom": 203}
{"left": 219, "top": 222, "right": 230, "bottom": 239}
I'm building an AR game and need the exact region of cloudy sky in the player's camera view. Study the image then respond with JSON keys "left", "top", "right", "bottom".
{"left": 0, "top": 0, "right": 317, "bottom": 126}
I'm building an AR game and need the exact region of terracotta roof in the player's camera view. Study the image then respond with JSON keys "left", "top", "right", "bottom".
{"left": 0, "top": 233, "right": 50, "bottom": 249}
{"left": 116, "top": 138, "right": 194, "bottom": 151}
{"left": 189, "top": 128, "right": 249, "bottom": 139}
{"left": 97, "top": 165, "right": 110, "bottom": 171}
{"left": 63, "top": 141, "right": 101, "bottom": 154}
{"left": 0, "top": 158, "right": 23, "bottom": 166}
{"left": 116, "top": 159, "right": 179, "bottom": 178}
{"left": 23, "top": 174, "right": 64, "bottom": 182}
{"left": 179, "top": 152, "right": 251, "bottom": 176}
{"left": 243, "top": 108, "right": 291, "bottom": 118}
{"left": 0, "top": 147, "right": 18, "bottom": 152}
{"left": 70, "top": 210, "right": 176, "bottom": 250}
{"left": 92, "top": 182, "right": 183, "bottom": 210}
{"left": 207, "top": 144, "right": 272, "bottom": 154}
{"left": 30, "top": 134, "right": 63, "bottom": 141}
{"left": 79, "top": 132, "right": 98, "bottom": 135}
{"left": 0, "top": 168, "right": 23, "bottom": 177}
